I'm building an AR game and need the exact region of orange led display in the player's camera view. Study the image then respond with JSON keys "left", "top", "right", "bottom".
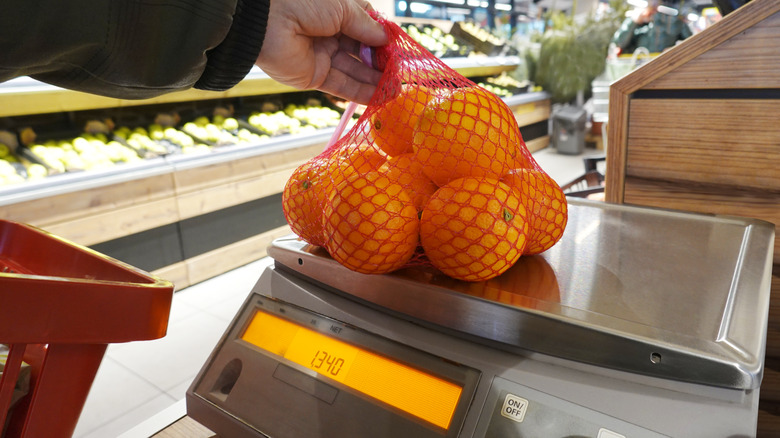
{"left": 241, "top": 310, "right": 463, "bottom": 430}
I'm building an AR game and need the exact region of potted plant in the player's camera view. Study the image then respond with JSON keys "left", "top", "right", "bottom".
{"left": 532, "top": 1, "right": 628, "bottom": 103}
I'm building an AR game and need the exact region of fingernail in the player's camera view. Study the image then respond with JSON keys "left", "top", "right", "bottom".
{"left": 359, "top": 44, "right": 374, "bottom": 67}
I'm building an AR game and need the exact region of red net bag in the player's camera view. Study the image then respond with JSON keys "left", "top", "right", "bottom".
{"left": 282, "top": 15, "right": 568, "bottom": 282}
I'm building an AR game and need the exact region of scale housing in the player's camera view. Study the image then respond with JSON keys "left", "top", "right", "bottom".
{"left": 186, "top": 198, "right": 775, "bottom": 437}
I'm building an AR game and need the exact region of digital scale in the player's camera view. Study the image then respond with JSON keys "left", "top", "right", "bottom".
{"left": 186, "top": 198, "right": 775, "bottom": 437}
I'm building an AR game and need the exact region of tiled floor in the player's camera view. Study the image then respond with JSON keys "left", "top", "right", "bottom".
{"left": 72, "top": 145, "right": 602, "bottom": 437}
{"left": 72, "top": 257, "right": 275, "bottom": 438}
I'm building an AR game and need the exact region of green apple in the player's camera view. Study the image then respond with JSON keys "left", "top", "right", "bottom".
{"left": 222, "top": 117, "right": 239, "bottom": 131}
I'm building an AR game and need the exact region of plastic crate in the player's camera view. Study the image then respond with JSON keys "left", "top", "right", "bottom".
{"left": 0, "top": 220, "right": 174, "bottom": 438}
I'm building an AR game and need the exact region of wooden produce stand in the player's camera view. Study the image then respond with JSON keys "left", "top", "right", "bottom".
{"left": 0, "top": 60, "right": 550, "bottom": 292}
{"left": 604, "top": 0, "right": 780, "bottom": 434}
{"left": 0, "top": 140, "right": 319, "bottom": 289}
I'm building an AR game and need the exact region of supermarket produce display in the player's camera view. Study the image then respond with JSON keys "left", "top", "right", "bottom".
{"left": 247, "top": 104, "right": 343, "bottom": 135}
{"left": 0, "top": 99, "right": 349, "bottom": 187}
{"left": 401, "top": 23, "right": 471, "bottom": 57}
{"left": 400, "top": 20, "right": 514, "bottom": 59}
{"left": 27, "top": 133, "right": 143, "bottom": 173}
{"left": 456, "top": 21, "right": 505, "bottom": 46}
{"left": 0, "top": 70, "right": 533, "bottom": 192}
{"left": 0, "top": 144, "right": 47, "bottom": 185}
{"left": 121, "top": 125, "right": 212, "bottom": 157}
{"left": 0, "top": 19, "right": 551, "bottom": 290}
{"left": 450, "top": 21, "right": 508, "bottom": 55}
{"left": 477, "top": 72, "right": 529, "bottom": 98}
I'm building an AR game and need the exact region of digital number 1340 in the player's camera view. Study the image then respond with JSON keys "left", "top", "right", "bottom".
{"left": 310, "top": 350, "right": 345, "bottom": 376}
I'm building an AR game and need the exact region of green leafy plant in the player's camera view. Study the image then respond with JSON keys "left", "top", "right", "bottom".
{"left": 533, "top": 1, "right": 629, "bottom": 103}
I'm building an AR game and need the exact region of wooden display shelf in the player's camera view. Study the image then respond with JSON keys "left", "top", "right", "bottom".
{"left": 512, "top": 98, "right": 550, "bottom": 130}
{"left": 0, "top": 140, "right": 322, "bottom": 246}
{"left": 0, "top": 139, "right": 324, "bottom": 290}
{"left": 507, "top": 92, "right": 551, "bottom": 153}
{"left": 0, "top": 170, "right": 180, "bottom": 246}
{"left": 0, "top": 57, "right": 521, "bottom": 118}
{"left": 606, "top": 0, "right": 780, "bottom": 265}
{"left": 525, "top": 136, "right": 550, "bottom": 154}
{"left": 171, "top": 142, "right": 324, "bottom": 220}
{"left": 151, "top": 416, "right": 216, "bottom": 438}
{"left": 604, "top": 1, "right": 780, "bottom": 435}
{"left": 0, "top": 73, "right": 299, "bottom": 118}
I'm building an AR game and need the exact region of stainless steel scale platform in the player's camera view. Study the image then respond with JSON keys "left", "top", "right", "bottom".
{"left": 186, "top": 198, "right": 775, "bottom": 437}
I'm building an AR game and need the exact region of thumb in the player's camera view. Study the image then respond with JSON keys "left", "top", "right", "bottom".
{"left": 340, "top": 1, "right": 387, "bottom": 48}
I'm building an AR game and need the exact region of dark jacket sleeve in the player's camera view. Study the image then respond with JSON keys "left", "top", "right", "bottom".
{"left": 0, "top": 0, "right": 269, "bottom": 100}
{"left": 611, "top": 18, "right": 639, "bottom": 53}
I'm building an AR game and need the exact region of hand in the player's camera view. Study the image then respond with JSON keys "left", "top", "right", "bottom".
{"left": 256, "top": 0, "right": 388, "bottom": 105}
{"left": 633, "top": 6, "right": 658, "bottom": 25}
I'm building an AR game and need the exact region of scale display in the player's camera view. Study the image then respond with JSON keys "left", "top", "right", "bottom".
{"left": 188, "top": 294, "right": 481, "bottom": 438}
{"left": 241, "top": 310, "right": 463, "bottom": 429}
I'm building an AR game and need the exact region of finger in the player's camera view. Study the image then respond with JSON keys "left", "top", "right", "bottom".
{"left": 338, "top": 34, "right": 382, "bottom": 71}
{"left": 361, "top": 0, "right": 375, "bottom": 13}
{"left": 307, "top": 36, "right": 340, "bottom": 90}
{"left": 339, "top": 34, "right": 362, "bottom": 61}
{"left": 340, "top": 0, "right": 387, "bottom": 47}
{"left": 350, "top": 0, "right": 376, "bottom": 14}
{"left": 318, "top": 67, "right": 378, "bottom": 105}
{"left": 331, "top": 49, "right": 382, "bottom": 86}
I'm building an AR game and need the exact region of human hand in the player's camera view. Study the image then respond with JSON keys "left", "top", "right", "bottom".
{"left": 633, "top": 6, "right": 658, "bottom": 24}
{"left": 256, "top": 0, "right": 388, "bottom": 105}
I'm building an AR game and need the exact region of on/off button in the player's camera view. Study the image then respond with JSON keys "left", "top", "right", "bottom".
{"left": 500, "top": 393, "right": 529, "bottom": 423}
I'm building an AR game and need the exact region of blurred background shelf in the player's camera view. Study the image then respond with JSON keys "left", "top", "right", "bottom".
{"left": 0, "top": 57, "right": 523, "bottom": 118}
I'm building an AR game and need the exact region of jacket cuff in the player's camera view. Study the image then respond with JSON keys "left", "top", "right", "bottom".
{"left": 195, "top": 0, "right": 270, "bottom": 91}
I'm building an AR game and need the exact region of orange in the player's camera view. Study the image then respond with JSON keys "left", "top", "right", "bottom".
{"left": 282, "top": 157, "right": 329, "bottom": 246}
{"left": 370, "top": 84, "right": 434, "bottom": 157}
{"left": 513, "top": 142, "right": 536, "bottom": 171}
{"left": 378, "top": 153, "right": 438, "bottom": 210}
{"left": 503, "top": 168, "right": 567, "bottom": 255}
{"left": 323, "top": 170, "right": 419, "bottom": 274}
{"left": 282, "top": 141, "right": 388, "bottom": 248}
{"left": 420, "top": 177, "right": 528, "bottom": 282}
{"left": 322, "top": 140, "right": 388, "bottom": 195}
{"left": 412, "top": 86, "right": 525, "bottom": 186}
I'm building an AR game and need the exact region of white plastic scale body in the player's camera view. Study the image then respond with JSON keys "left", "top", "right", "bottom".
{"left": 186, "top": 198, "right": 775, "bottom": 437}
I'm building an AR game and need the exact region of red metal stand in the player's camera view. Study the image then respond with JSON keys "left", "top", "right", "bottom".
{"left": 0, "top": 220, "right": 174, "bottom": 438}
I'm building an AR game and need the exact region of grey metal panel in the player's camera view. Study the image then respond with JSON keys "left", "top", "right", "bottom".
{"left": 268, "top": 198, "right": 775, "bottom": 389}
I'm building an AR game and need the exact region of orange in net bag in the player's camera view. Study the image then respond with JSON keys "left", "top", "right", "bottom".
{"left": 282, "top": 14, "right": 567, "bottom": 281}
